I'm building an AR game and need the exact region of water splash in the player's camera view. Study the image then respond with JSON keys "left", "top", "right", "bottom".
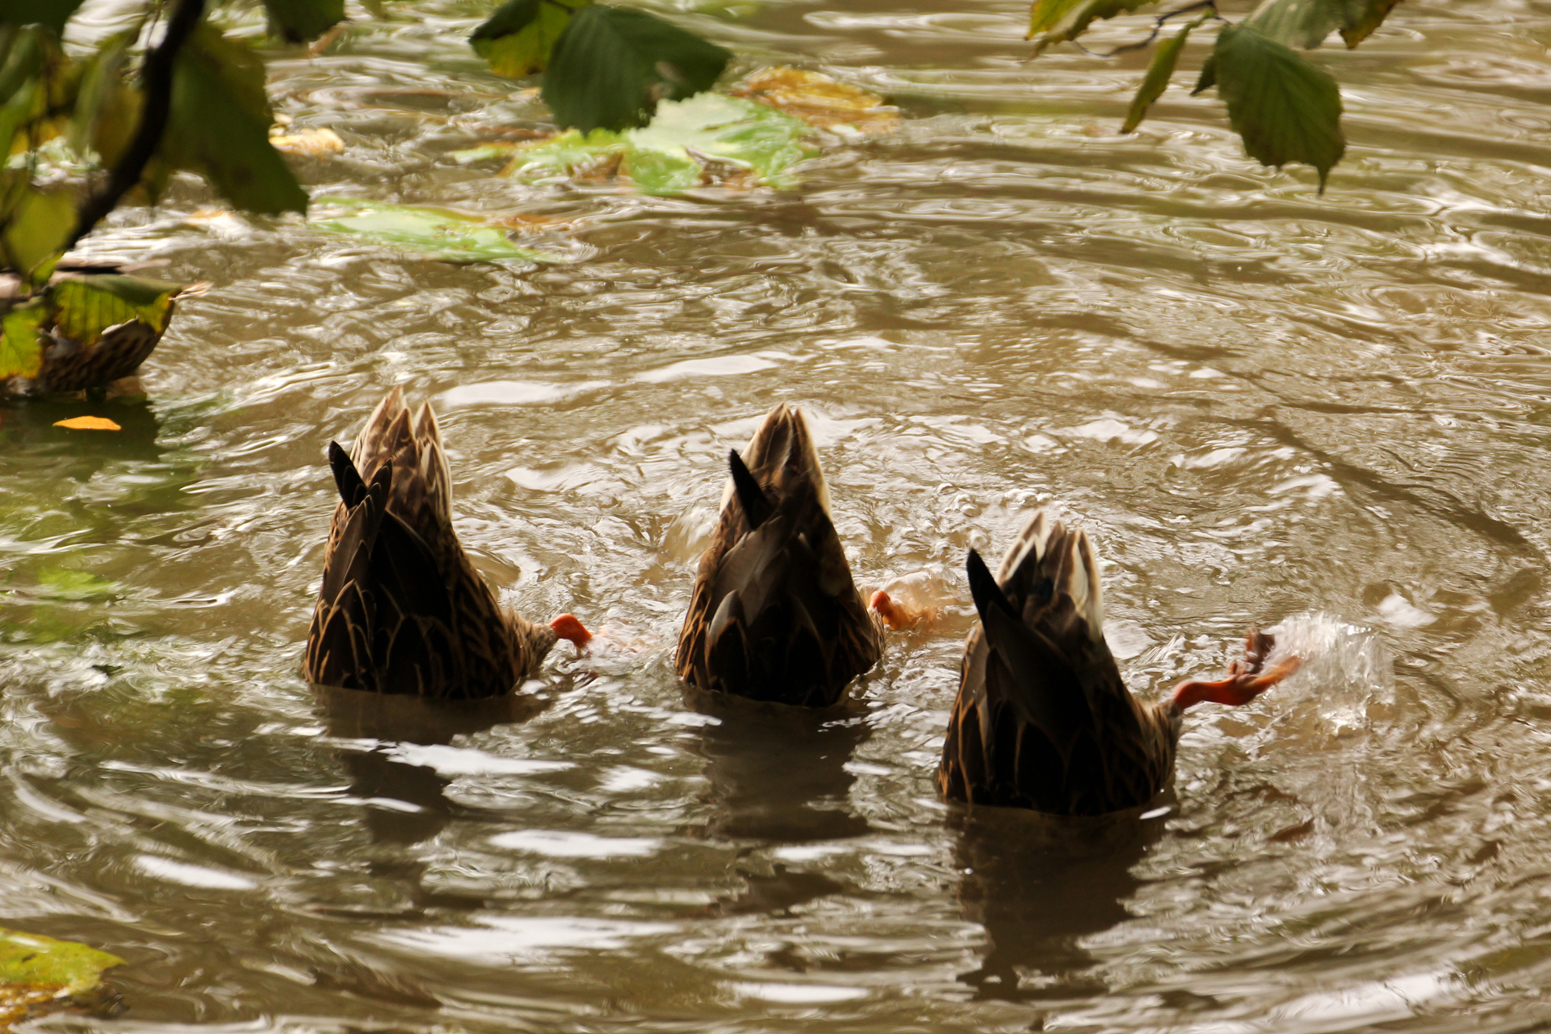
{"left": 1268, "top": 611, "right": 1395, "bottom": 734}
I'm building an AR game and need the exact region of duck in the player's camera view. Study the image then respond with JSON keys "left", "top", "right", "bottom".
{"left": 303, "top": 388, "right": 591, "bottom": 698}
{"left": 938, "top": 511, "right": 1301, "bottom": 815}
{"left": 675, "top": 403, "right": 902, "bottom": 707}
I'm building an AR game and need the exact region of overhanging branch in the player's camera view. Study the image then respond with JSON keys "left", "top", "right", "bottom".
{"left": 66, "top": 0, "right": 207, "bottom": 252}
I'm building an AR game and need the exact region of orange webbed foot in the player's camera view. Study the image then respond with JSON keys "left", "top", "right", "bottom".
{"left": 549, "top": 613, "right": 593, "bottom": 652}
{"left": 870, "top": 589, "right": 936, "bottom": 631}
{"left": 1170, "top": 628, "right": 1304, "bottom": 710}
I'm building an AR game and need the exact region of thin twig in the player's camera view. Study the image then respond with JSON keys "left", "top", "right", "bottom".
{"left": 1064, "top": 0, "right": 1219, "bottom": 60}
{"left": 65, "top": 0, "right": 207, "bottom": 252}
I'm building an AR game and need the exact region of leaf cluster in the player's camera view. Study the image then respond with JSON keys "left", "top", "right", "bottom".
{"left": 1029, "top": 0, "right": 1406, "bottom": 189}
{"left": 1, "top": 0, "right": 339, "bottom": 290}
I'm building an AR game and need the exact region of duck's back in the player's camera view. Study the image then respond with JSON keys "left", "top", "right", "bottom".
{"left": 676, "top": 404, "right": 881, "bottom": 708}
{"left": 304, "top": 389, "right": 553, "bottom": 698}
{"left": 939, "top": 513, "right": 1177, "bottom": 815}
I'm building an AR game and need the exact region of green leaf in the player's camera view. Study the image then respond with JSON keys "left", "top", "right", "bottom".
{"left": 37, "top": 568, "right": 121, "bottom": 600}
{"left": 0, "top": 299, "right": 47, "bottom": 379}
{"left": 0, "top": 0, "right": 86, "bottom": 33}
{"left": 310, "top": 198, "right": 562, "bottom": 263}
{"left": 542, "top": 5, "right": 731, "bottom": 132}
{"left": 1, "top": 186, "right": 73, "bottom": 283}
{"left": 1339, "top": 0, "right": 1401, "bottom": 46}
{"left": 51, "top": 274, "right": 182, "bottom": 346}
{"left": 626, "top": 92, "right": 813, "bottom": 189}
{"left": 0, "top": 927, "right": 123, "bottom": 1000}
{"left": 471, "top": 0, "right": 591, "bottom": 77}
{"left": 1030, "top": 0, "right": 1155, "bottom": 54}
{"left": 1192, "top": 51, "right": 1216, "bottom": 94}
{"left": 260, "top": 0, "right": 346, "bottom": 43}
{"left": 1213, "top": 23, "right": 1345, "bottom": 190}
{"left": 70, "top": 31, "right": 139, "bottom": 165}
{"left": 1028, "top": 0, "right": 1086, "bottom": 37}
{"left": 1121, "top": 17, "right": 1195, "bottom": 133}
{"left": 503, "top": 93, "right": 813, "bottom": 194}
{"left": 158, "top": 26, "right": 307, "bottom": 214}
{"left": 1244, "top": 0, "right": 1402, "bottom": 49}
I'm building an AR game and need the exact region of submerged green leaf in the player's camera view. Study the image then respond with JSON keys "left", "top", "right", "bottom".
{"left": 310, "top": 199, "right": 561, "bottom": 263}
{"left": 36, "top": 568, "right": 122, "bottom": 600}
{"left": 1214, "top": 23, "right": 1344, "bottom": 190}
{"left": 0, "top": 926, "right": 123, "bottom": 995}
{"left": 542, "top": 5, "right": 730, "bottom": 132}
{"left": 471, "top": 0, "right": 591, "bottom": 77}
{"left": 503, "top": 93, "right": 813, "bottom": 194}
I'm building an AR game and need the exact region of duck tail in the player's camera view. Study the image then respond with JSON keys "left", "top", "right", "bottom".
{"left": 996, "top": 510, "right": 1105, "bottom": 643}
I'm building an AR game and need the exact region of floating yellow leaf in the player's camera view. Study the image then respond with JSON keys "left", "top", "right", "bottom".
{"left": 734, "top": 67, "right": 897, "bottom": 132}
{"left": 53, "top": 416, "right": 121, "bottom": 431}
{"left": 269, "top": 127, "right": 345, "bottom": 156}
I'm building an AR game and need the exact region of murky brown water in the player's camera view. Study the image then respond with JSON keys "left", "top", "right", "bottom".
{"left": 5, "top": 0, "right": 1551, "bottom": 1029}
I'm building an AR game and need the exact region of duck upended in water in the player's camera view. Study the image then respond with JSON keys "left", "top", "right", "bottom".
{"left": 939, "top": 512, "right": 1300, "bottom": 816}
{"left": 676, "top": 404, "right": 893, "bottom": 708}
{"left": 304, "top": 388, "right": 590, "bottom": 698}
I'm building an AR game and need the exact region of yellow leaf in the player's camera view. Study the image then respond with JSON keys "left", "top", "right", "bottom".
{"left": 53, "top": 416, "right": 122, "bottom": 431}
{"left": 734, "top": 67, "right": 897, "bottom": 132}
{"left": 269, "top": 128, "right": 345, "bottom": 156}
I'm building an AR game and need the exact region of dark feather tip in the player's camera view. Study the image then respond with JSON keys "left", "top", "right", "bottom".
{"left": 966, "top": 548, "right": 1016, "bottom": 621}
{"left": 728, "top": 448, "right": 774, "bottom": 528}
{"left": 328, "top": 441, "right": 369, "bottom": 508}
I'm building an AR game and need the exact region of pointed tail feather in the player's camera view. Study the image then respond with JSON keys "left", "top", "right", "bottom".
{"left": 728, "top": 449, "right": 775, "bottom": 528}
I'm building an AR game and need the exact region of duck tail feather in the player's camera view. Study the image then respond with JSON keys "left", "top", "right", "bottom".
{"left": 327, "top": 440, "right": 368, "bottom": 507}
{"left": 967, "top": 548, "right": 1017, "bottom": 622}
{"left": 727, "top": 449, "right": 775, "bottom": 528}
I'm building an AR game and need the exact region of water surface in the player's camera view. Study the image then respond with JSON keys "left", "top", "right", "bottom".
{"left": 5, "top": 1, "right": 1551, "bottom": 1031}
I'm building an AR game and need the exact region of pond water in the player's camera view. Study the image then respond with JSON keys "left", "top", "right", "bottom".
{"left": 6, "top": 0, "right": 1551, "bottom": 1030}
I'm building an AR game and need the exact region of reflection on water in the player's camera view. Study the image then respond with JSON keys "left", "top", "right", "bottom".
{"left": 687, "top": 689, "right": 872, "bottom": 843}
{"left": 952, "top": 806, "right": 1164, "bottom": 1002}
{"left": 5, "top": 0, "right": 1551, "bottom": 1030}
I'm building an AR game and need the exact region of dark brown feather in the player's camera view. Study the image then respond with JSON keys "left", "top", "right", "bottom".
{"left": 939, "top": 512, "right": 1179, "bottom": 815}
{"left": 303, "top": 388, "right": 557, "bottom": 698}
{"left": 676, "top": 404, "right": 883, "bottom": 708}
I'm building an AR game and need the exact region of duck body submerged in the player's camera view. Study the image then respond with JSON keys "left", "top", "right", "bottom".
{"left": 939, "top": 511, "right": 1298, "bottom": 817}
{"left": 939, "top": 513, "right": 1179, "bottom": 815}
{"left": 304, "top": 389, "right": 580, "bottom": 699}
{"left": 676, "top": 404, "right": 883, "bottom": 708}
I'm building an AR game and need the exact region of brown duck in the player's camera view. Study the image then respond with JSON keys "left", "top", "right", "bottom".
{"left": 939, "top": 512, "right": 1300, "bottom": 815}
{"left": 675, "top": 403, "right": 893, "bottom": 707}
{"left": 303, "top": 388, "right": 591, "bottom": 698}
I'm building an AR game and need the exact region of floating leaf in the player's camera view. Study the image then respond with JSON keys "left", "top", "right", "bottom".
{"left": 269, "top": 127, "right": 345, "bottom": 156}
{"left": 156, "top": 26, "right": 307, "bottom": 214}
{"left": 1214, "top": 23, "right": 1344, "bottom": 190}
{"left": 36, "top": 568, "right": 121, "bottom": 596}
{"left": 0, "top": 926, "right": 123, "bottom": 1028}
{"left": 503, "top": 93, "right": 813, "bottom": 194}
{"left": 1121, "top": 17, "right": 1196, "bottom": 133}
{"left": 542, "top": 5, "right": 731, "bottom": 132}
{"left": 310, "top": 198, "right": 561, "bottom": 263}
{"left": 471, "top": 0, "right": 591, "bottom": 77}
{"left": 732, "top": 67, "right": 896, "bottom": 132}
{"left": 53, "top": 416, "right": 122, "bottom": 431}
{"left": 0, "top": 300, "right": 47, "bottom": 380}
{"left": 260, "top": 0, "right": 346, "bottom": 43}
